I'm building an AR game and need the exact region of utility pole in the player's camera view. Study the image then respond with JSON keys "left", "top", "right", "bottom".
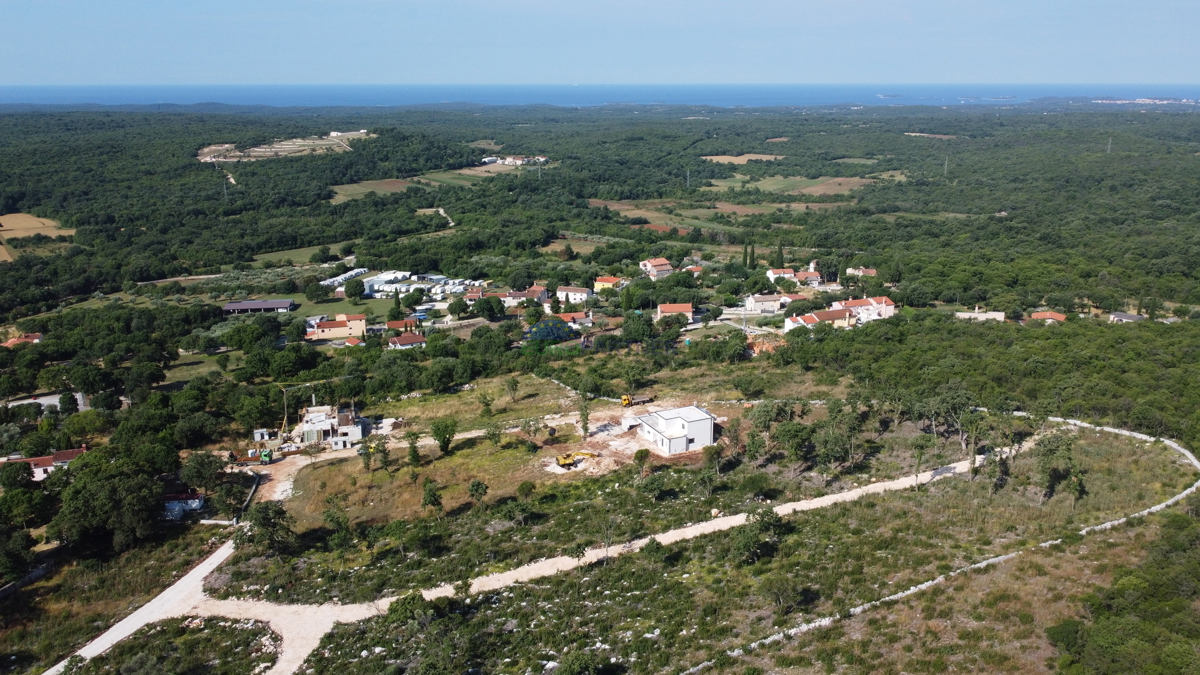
{"left": 943, "top": 156, "right": 949, "bottom": 177}
{"left": 1107, "top": 137, "right": 1112, "bottom": 154}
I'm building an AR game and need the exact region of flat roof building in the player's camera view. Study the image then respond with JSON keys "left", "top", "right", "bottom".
{"left": 223, "top": 300, "right": 297, "bottom": 314}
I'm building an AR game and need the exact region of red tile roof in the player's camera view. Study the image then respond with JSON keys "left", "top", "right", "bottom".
{"left": 644, "top": 257, "right": 670, "bottom": 266}
{"left": 595, "top": 276, "right": 622, "bottom": 284}
{"left": 389, "top": 333, "right": 426, "bottom": 347}
{"left": 1031, "top": 311, "right": 1067, "bottom": 322}
{"left": 658, "top": 303, "right": 693, "bottom": 314}
{"left": 316, "top": 320, "right": 348, "bottom": 329}
{"left": 386, "top": 319, "right": 420, "bottom": 330}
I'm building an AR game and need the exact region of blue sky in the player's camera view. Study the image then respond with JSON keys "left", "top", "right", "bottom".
{"left": 3, "top": 0, "right": 1197, "bottom": 85}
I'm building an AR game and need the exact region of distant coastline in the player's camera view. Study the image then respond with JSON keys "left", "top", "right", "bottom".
{"left": 1, "top": 84, "right": 1199, "bottom": 109}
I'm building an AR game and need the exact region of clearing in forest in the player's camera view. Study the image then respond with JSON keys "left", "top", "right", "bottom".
{"left": 904, "top": 132, "right": 958, "bottom": 139}
{"left": 0, "top": 213, "right": 75, "bottom": 261}
{"left": 703, "top": 174, "right": 872, "bottom": 194}
{"left": 196, "top": 132, "right": 373, "bottom": 162}
{"left": 765, "top": 137, "right": 789, "bottom": 142}
{"left": 329, "top": 179, "right": 416, "bottom": 203}
{"left": 833, "top": 157, "right": 879, "bottom": 164}
{"left": 467, "top": 139, "right": 504, "bottom": 151}
{"left": 702, "top": 154, "right": 786, "bottom": 164}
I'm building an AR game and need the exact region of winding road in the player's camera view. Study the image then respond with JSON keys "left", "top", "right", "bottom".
{"left": 45, "top": 416, "right": 1200, "bottom": 675}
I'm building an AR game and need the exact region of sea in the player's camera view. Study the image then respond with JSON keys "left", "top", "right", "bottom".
{"left": 0, "top": 84, "right": 1197, "bottom": 109}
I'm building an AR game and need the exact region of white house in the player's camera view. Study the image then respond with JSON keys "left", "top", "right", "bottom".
{"left": 388, "top": 333, "right": 427, "bottom": 350}
{"left": 655, "top": 303, "right": 694, "bottom": 323}
{"left": 639, "top": 258, "right": 674, "bottom": 280}
{"left": 766, "top": 268, "right": 795, "bottom": 283}
{"left": 555, "top": 286, "right": 593, "bottom": 304}
{"left": 830, "top": 296, "right": 896, "bottom": 323}
{"left": 1109, "top": 312, "right": 1146, "bottom": 324}
{"left": 845, "top": 267, "right": 878, "bottom": 278}
{"left": 636, "top": 406, "right": 716, "bottom": 456}
{"left": 955, "top": 308, "right": 1007, "bottom": 322}
{"left": 295, "top": 406, "right": 369, "bottom": 450}
{"left": 795, "top": 270, "right": 823, "bottom": 287}
{"left": 745, "top": 294, "right": 787, "bottom": 313}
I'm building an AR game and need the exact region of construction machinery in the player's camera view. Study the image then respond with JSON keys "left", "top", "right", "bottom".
{"left": 621, "top": 394, "right": 653, "bottom": 407}
{"left": 555, "top": 451, "right": 598, "bottom": 468}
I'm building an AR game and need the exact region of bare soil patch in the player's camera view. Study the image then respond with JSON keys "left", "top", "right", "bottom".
{"left": 702, "top": 154, "right": 787, "bottom": 164}
{"left": 904, "top": 132, "right": 958, "bottom": 139}
{"left": 765, "top": 137, "right": 789, "bottom": 142}
{"left": 456, "top": 163, "right": 519, "bottom": 177}
{"left": 0, "top": 213, "right": 72, "bottom": 238}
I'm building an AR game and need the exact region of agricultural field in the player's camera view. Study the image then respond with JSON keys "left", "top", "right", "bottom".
{"left": 703, "top": 154, "right": 788, "bottom": 164}
{"left": 330, "top": 179, "right": 417, "bottom": 204}
{"left": 252, "top": 241, "right": 359, "bottom": 264}
{"left": 0, "top": 213, "right": 75, "bottom": 261}
{"left": 704, "top": 174, "right": 874, "bottom": 194}
{"left": 467, "top": 139, "right": 504, "bottom": 151}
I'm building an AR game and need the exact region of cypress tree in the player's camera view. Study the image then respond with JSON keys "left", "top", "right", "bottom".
{"left": 749, "top": 243, "right": 756, "bottom": 269}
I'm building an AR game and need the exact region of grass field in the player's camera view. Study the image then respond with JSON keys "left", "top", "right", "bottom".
{"left": 703, "top": 175, "right": 873, "bottom": 195}
{"left": 252, "top": 242, "right": 358, "bottom": 264}
{"left": 329, "top": 179, "right": 418, "bottom": 204}
{"left": 702, "top": 154, "right": 787, "bottom": 164}
{"left": 467, "top": 139, "right": 504, "bottom": 151}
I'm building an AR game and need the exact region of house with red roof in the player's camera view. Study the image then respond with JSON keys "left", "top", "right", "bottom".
{"left": 3, "top": 446, "right": 89, "bottom": 481}
{"left": 639, "top": 258, "right": 674, "bottom": 280}
{"left": 783, "top": 309, "right": 856, "bottom": 333}
{"left": 2, "top": 333, "right": 42, "bottom": 349}
{"left": 656, "top": 303, "right": 694, "bottom": 323}
{"left": 388, "top": 333, "right": 427, "bottom": 350}
{"left": 305, "top": 314, "right": 367, "bottom": 341}
{"left": 1030, "top": 311, "right": 1067, "bottom": 323}
{"left": 830, "top": 296, "right": 897, "bottom": 323}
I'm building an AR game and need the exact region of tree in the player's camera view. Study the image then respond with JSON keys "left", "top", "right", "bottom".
{"left": 322, "top": 495, "right": 352, "bottom": 550}
{"left": 404, "top": 430, "right": 421, "bottom": 466}
{"left": 421, "top": 477, "right": 443, "bottom": 516}
{"left": 484, "top": 422, "right": 502, "bottom": 447}
{"left": 344, "top": 278, "right": 366, "bottom": 306}
{"left": 633, "top": 448, "right": 651, "bottom": 477}
{"left": 505, "top": 376, "right": 520, "bottom": 403}
{"left": 50, "top": 469, "right": 163, "bottom": 552}
{"left": 621, "top": 362, "right": 649, "bottom": 392}
{"left": 1035, "top": 431, "right": 1084, "bottom": 504}
{"left": 215, "top": 353, "right": 230, "bottom": 372}
{"left": 702, "top": 445, "right": 722, "bottom": 475}
{"left": 557, "top": 651, "right": 604, "bottom": 675}
{"left": 477, "top": 392, "right": 494, "bottom": 418}
{"left": 912, "top": 434, "right": 934, "bottom": 491}
{"left": 578, "top": 396, "right": 590, "bottom": 437}
{"left": 213, "top": 481, "right": 249, "bottom": 518}
{"left": 430, "top": 417, "right": 458, "bottom": 455}
{"left": 304, "top": 283, "right": 331, "bottom": 303}
{"left": 180, "top": 451, "right": 226, "bottom": 495}
{"left": 447, "top": 297, "right": 469, "bottom": 319}
{"left": 235, "top": 501, "right": 297, "bottom": 553}
{"left": 0, "top": 462, "right": 33, "bottom": 491}
{"left": 475, "top": 296, "right": 505, "bottom": 322}
{"left": 59, "top": 392, "right": 79, "bottom": 414}
{"left": 468, "top": 479, "right": 489, "bottom": 507}
{"left": 516, "top": 480, "right": 535, "bottom": 502}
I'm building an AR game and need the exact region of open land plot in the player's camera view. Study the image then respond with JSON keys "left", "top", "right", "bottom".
{"left": 329, "top": 179, "right": 417, "bottom": 204}
{"left": 703, "top": 174, "right": 824, "bottom": 192}
{"left": 252, "top": 241, "right": 358, "bottom": 263}
{"left": 702, "top": 153, "right": 787, "bottom": 164}
{"left": 0, "top": 213, "right": 73, "bottom": 238}
{"left": 260, "top": 429, "right": 1188, "bottom": 675}
{"left": 869, "top": 169, "right": 907, "bottom": 180}
{"left": 0, "top": 525, "right": 225, "bottom": 673}
{"left": 832, "top": 157, "right": 879, "bottom": 164}
{"left": 793, "top": 176, "right": 875, "bottom": 195}
{"left": 197, "top": 133, "right": 373, "bottom": 163}
{"left": 766, "top": 137, "right": 790, "bottom": 142}
{"left": 539, "top": 238, "right": 601, "bottom": 255}
{"left": 455, "top": 163, "right": 520, "bottom": 177}
{"left": 411, "top": 170, "right": 486, "bottom": 188}
{"left": 904, "top": 132, "right": 958, "bottom": 139}
{"left": 467, "top": 139, "right": 504, "bottom": 151}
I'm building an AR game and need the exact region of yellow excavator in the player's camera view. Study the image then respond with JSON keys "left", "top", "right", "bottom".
{"left": 555, "top": 451, "right": 599, "bottom": 468}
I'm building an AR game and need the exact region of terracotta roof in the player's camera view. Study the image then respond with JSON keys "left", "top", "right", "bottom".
{"left": 812, "top": 309, "right": 852, "bottom": 321}
{"left": 1031, "top": 311, "right": 1067, "bottom": 322}
{"left": 557, "top": 286, "right": 590, "bottom": 294}
{"left": 389, "top": 333, "right": 426, "bottom": 346}
{"left": 316, "top": 321, "right": 348, "bottom": 329}
{"left": 643, "top": 257, "right": 670, "bottom": 266}
{"left": 770, "top": 268, "right": 795, "bottom": 275}
{"left": 795, "top": 271, "right": 822, "bottom": 279}
{"left": 556, "top": 312, "right": 589, "bottom": 322}
{"left": 52, "top": 447, "right": 87, "bottom": 464}
{"left": 658, "top": 303, "right": 693, "bottom": 314}
{"left": 386, "top": 319, "right": 420, "bottom": 330}
{"left": 339, "top": 314, "right": 366, "bottom": 321}
{"left": 840, "top": 296, "right": 895, "bottom": 308}
{"left": 595, "top": 276, "right": 622, "bottom": 284}
{"left": 345, "top": 337, "right": 365, "bottom": 346}
{"left": 2, "top": 333, "right": 41, "bottom": 348}
{"left": 9, "top": 455, "right": 53, "bottom": 469}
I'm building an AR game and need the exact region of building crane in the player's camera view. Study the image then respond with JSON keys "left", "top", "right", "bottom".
{"left": 275, "top": 376, "right": 355, "bottom": 434}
